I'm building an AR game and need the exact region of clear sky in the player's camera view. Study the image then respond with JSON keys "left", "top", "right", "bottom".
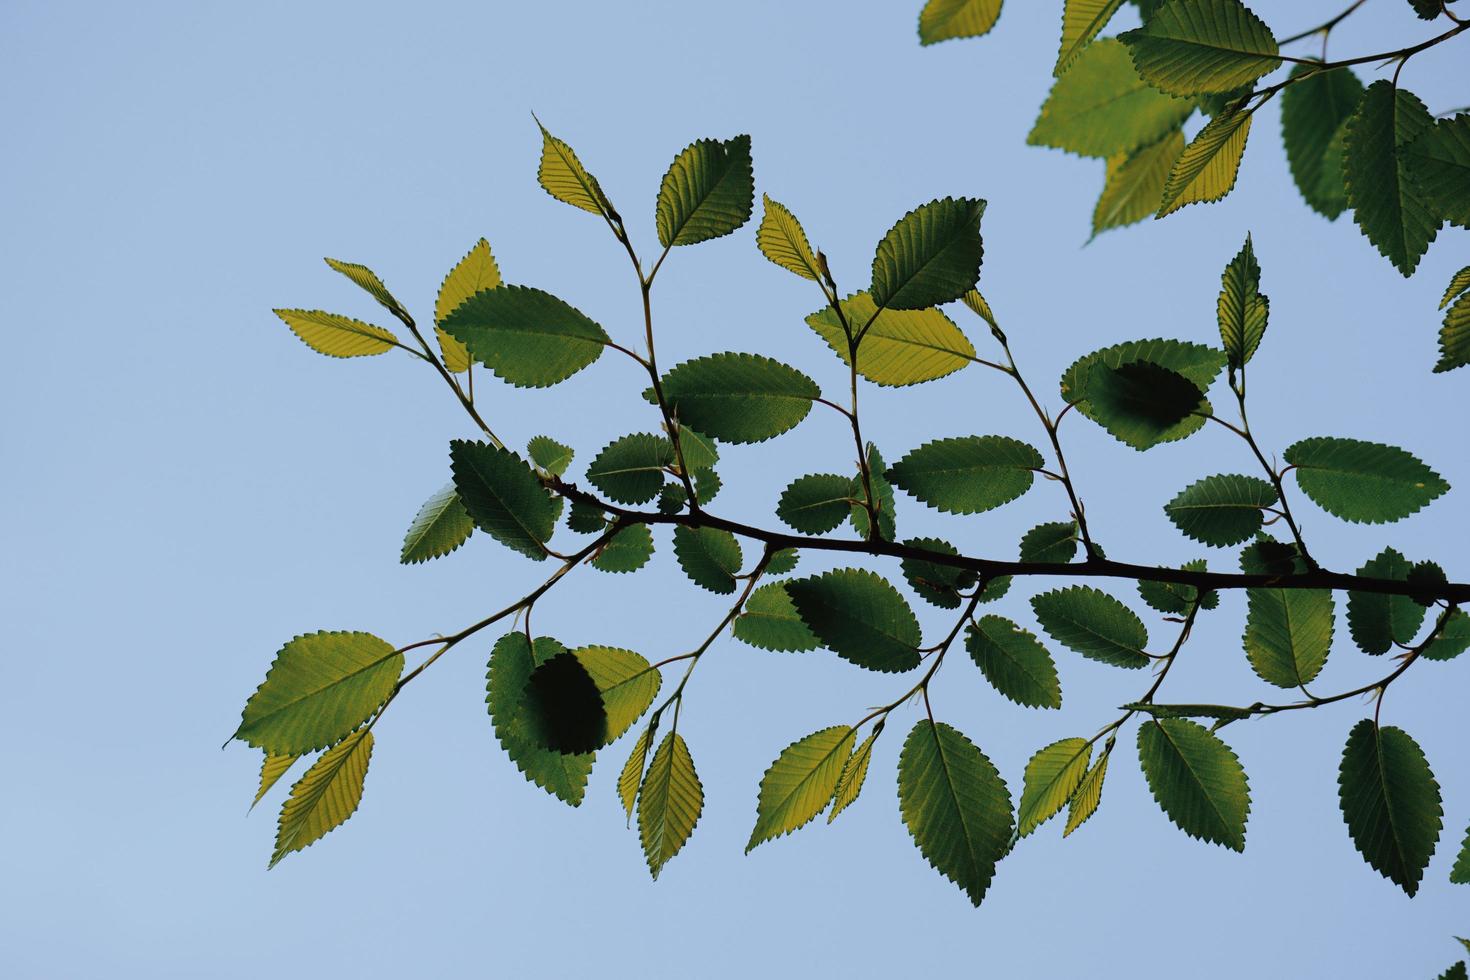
{"left": 3, "top": 1, "right": 1468, "bottom": 977}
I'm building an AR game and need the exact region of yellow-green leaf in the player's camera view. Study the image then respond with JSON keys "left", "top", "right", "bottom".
{"left": 805, "top": 292, "right": 975, "bottom": 386}
{"left": 272, "top": 309, "right": 398, "bottom": 358}
{"left": 1158, "top": 107, "right": 1252, "bottom": 217}
{"left": 1019, "top": 738, "right": 1092, "bottom": 837}
{"left": 1064, "top": 750, "right": 1109, "bottom": 837}
{"left": 747, "top": 726, "right": 855, "bottom": 851}
{"left": 829, "top": 730, "right": 878, "bottom": 823}
{"left": 638, "top": 732, "right": 703, "bottom": 878}
{"left": 1056, "top": 0, "right": 1127, "bottom": 75}
{"left": 1093, "top": 129, "right": 1185, "bottom": 237}
{"left": 252, "top": 753, "right": 299, "bottom": 810}
{"left": 434, "top": 239, "right": 502, "bottom": 372}
{"left": 324, "top": 258, "right": 407, "bottom": 318}
{"left": 919, "top": 0, "right": 1002, "bottom": 45}
{"left": 270, "top": 729, "right": 373, "bottom": 867}
{"left": 757, "top": 195, "right": 821, "bottom": 281}
{"left": 618, "top": 727, "right": 653, "bottom": 822}
{"left": 572, "top": 645, "right": 661, "bottom": 744}
{"left": 535, "top": 119, "right": 613, "bottom": 217}
{"left": 1029, "top": 39, "right": 1194, "bottom": 159}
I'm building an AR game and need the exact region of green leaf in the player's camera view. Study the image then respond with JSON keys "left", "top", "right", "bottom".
{"left": 252, "top": 753, "right": 298, "bottom": 810}
{"left": 1338, "top": 719, "right": 1443, "bottom": 896}
{"left": 272, "top": 309, "right": 398, "bottom": 358}
{"left": 1031, "top": 586, "right": 1150, "bottom": 669}
{"left": 450, "top": 440, "right": 556, "bottom": 560}
{"left": 1284, "top": 436, "right": 1449, "bottom": 524}
{"left": 1347, "top": 548, "right": 1427, "bottom": 654}
{"left": 440, "top": 285, "right": 609, "bottom": 388}
{"left": 1216, "top": 234, "right": 1268, "bottom": 369}
{"left": 1158, "top": 105, "right": 1253, "bottom": 217}
{"left": 590, "top": 524, "right": 655, "bottom": 574}
{"left": 486, "top": 633, "right": 593, "bottom": 805}
{"left": 1019, "top": 521, "right": 1079, "bottom": 564}
{"left": 829, "top": 730, "right": 878, "bottom": 822}
{"left": 672, "top": 525, "right": 743, "bottom": 594}
{"left": 1064, "top": 751, "right": 1110, "bottom": 836}
{"left": 1056, "top": 0, "right": 1127, "bottom": 74}
{"left": 786, "top": 569, "right": 922, "bottom": 672}
{"left": 1019, "top": 738, "right": 1092, "bottom": 836}
{"left": 659, "top": 353, "right": 820, "bottom": 444}
{"left": 756, "top": 194, "right": 821, "bottom": 281}
{"left": 1280, "top": 64, "right": 1364, "bottom": 219}
{"left": 777, "top": 473, "right": 854, "bottom": 534}
{"left": 573, "top": 645, "right": 661, "bottom": 744}
{"left": 747, "top": 726, "right": 855, "bottom": 851}
{"left": 901, "top": 537, "right": 979, "bottom": 609}
{"left": 961, "top": 289, "right": 1002, "bottom": 336}
{"left": 526, "top": 436, "right": 574, "bottom": 477}
{"left": 733, "top": 583, "right": 821, "bottom": 652}
{"left": 638, "top": 732, "right": 703, "bottom": 879}
{"left": 235, "top": 631, "right": 403, "bottom": 755}
{"left": 587, "top": 433, "right": 672, "bottom": 504}
{"left": 567, "top": 500, "right": 608, "bottom": 534}
{"left": 888, "top": 435, "right": 1042, "bottom": 514}
{"left": 323, "top": 257, "right": 406, "bottom": 319}
{"left": 1083, "top": 360, "right": 1207, "bottom": 449}
{"left": 766, "top": 548, "right": 800, "bottom": 576}
{"left": 673, "top": 425, "right": 720, "bottom": 472}
{"left": 1452, "top": 824, "right": 1470, "bottom": 883}
{"left": 1443, "top": 266, "right": 1470, "bottom": 310}
{"left": 521, "top": 651, "right": 607, "bottom": 753}
{"left": 1240, "top": 533, "right": 1309, "bottom": 576}
{"left": 898, "top": 720, "right": 1014, "bottom": 906}
{"left": 1343, "top": 81, "right": 1441, "bottom": 276}
{"left": 806, "top": 292, "right": 976, "bottom": 386}
{"left": 1164, "top": 474, "right": 1277, "bottom": 545}
{"left": 870, "top": 198, "right": 986, "bottom": 311}
{"left": 1439, "top": 964, "right": 1469, "bottom": 980}
{"left": 535, "top": 119, "right": 614, "bottom": 217}
{"left": 656, "top": 135, "right": 754, "bottom": 248}
{"left": 1061, "top": 339, "right": 1225, "bottom": 446}
{"left": 400, "top": 483, "right": 474, "bottom": 564}
{"left": 693, "top": 467, "right": 722, "bottom": 505}
{"left": 1138, "top": 718, "right": 1250, "bottom": 850}
{"left": 1404, "top": 115, "right": 1470, "bottom": 227}
{"left": 1138, "top": 560, "right": 1218, "bottom": 613}
{"left": 1119, "top": 0, "right": 1279, "bottom": 97}
{"left": 618, "top": 727, "right": 652, "bottom": 822}
{"left": 1029, "top": 39, "right": 1194, "bottom": 158}
{"left": 1438, "top": 291, "right": 1470, "bottom": 373}
{"left": 1422, "top": 610, "right": 1470, "bottom": 662}
{"left": 1243, "top": 587, "right": 1334, "bottom": 687}
{"left": 918, "top": 0, "right": 1002, "bottom": 44}
{"left": 1093, "top": 130, "right": 1185, "bottom": 237}
{"left": 434, "top": 239, "right": 501, "bottom": 372}
{"left": 849, "top": 443, "right": 898, "bottom": 541}
{"left": 270, "top": 729, "right": 373, "bottom": 867}
{"left": 967, "top": 616, "right": 1062, "bottom": 709}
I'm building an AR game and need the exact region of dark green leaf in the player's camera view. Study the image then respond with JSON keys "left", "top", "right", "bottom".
{"left": 1164, "top": 473, "right": 1277, "bottom": 545}
{"left": 1125, "top": 702, "right": 1253, "bottom": 721}
{"left": 1338, "top": 719, "right": 1443, "bottom": 895}
{"left": 777, "top": 474, "right": 854, "bottom": 534}
{"left": 1423, "top": 611, "right": 1470, "bottom": 662}
{"left": 590, "top": 524, "right": 655, "bottom": 573}
{"left": 1347, "top": 548, "right": 1426, "bottom": 654}
{"left": 656, "top": 135, "right": 754, "bottom": 248}
{"left": 1343, "top": 81, "right": 1441, "bottom": 276}
{"left": 659, "top": 353, "right": 820, "bottom": 444}
{"left": 966, "top": 615, "right": 1062, "bottom": 709}
{"left": 587, "top": 433, "right": 672, "bottom": 505}
{"left": 522, "top": 651, "right": 608, "bottom": 754}
{"left": 898, "top": 720, "right": 1014, "bottom": 906}
{"left": 441, "top": 285, "right": 609, "bottom": 387}
{"left": 870, "top": 198, "right": 986, "bottom": 311}
{"left": 1451, "top": 823, "right": 1470, "bottom": 884}
{"left": 567, "top": 500, "right": 608, "bottom": 534}
{"left": 1019, "top": 521, "right": 1079, "bottom": 564}
{"left": 1119, "top": 0, "right": 1279, "bottom": 97}
{"left": 888, "top": 436, "right": 1042, "bottom": 514}
{"left": 786, "top": 569, "right": 922, "bottom": 672}
{"left": 849, "top": 444, "right": 898, "bottom": 541}
{"left": 1439, "top": 291, "right": 1470, "bottom": 373}
{"left": 1239, "top": 534, "right": 1308, "bottom": 576}
{"left": 1285, "top": 437, "right": 1449, "bottom": 524}
{"left": 672, "top": 525, "right": 743, "bottom": 594}
{"left": 1403, "top": 115, "right": 1470, "bottom": 227}
{"left": 1280, "top": 63, "right": 1364, "bottom": 219}
{"left": 1061, "top": 339, "right": 1225, "bottom": 447}
{"left": 527, "top": 436, "right": 574, "bottom": 477}
{"left": 1138, "top": 560, "right": 1218, "bottom": 613}
{"left": 1083, "top": 361, "right": 1207, "bottom": 449}
{"left": 573, "top": 646, "right": 661, "bottom": 744}
{"left": 901, "top": 537, "right": 979, "bottom": 609}
{"left": 486, "top": 633, "right": 593, "bottom": 805}
{"left": 766, "top": 548, "right": 800, "bottom": 576}
{"left": 1031, "top": 586, "right": 1150, "bottom": 668}
{"left": 1138, "top": 718, "right": 1250, "bottom": 850}
{"left": 1244, "top": 587, "right": 1334, "bottom": 687}
{"left": 450, "top": 440, "right": 556, "bottom": 560}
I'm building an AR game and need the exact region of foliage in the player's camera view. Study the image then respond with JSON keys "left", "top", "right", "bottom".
{"left": 238, "top": 59, "right": 1468, "bottom": 971}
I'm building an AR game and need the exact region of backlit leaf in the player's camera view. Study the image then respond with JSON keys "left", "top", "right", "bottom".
{"left": 1243, "top": 587, "right": 1334, "bottom": 687}
{"left": 757, "top": 195, "right": 821, "bottom": 280}
{"left": 778, "top": 474, "right": 855, "bottom": 534}
{"left": 829, "top": 730, "right": 879, "bottom": 822}
{"left": 659, "top": 353, "right": 820, "bottom": 444}
{"left": 639, "top": 732, "right": 703, "bottom": 878}
{"left": 672, "top": 525, "right": 743, "bottom": 594}
{"left": 535, "top": 120, "right": 613, "bottom": 217}
{"left": 888, "top": 436, "right": 1042, "bottom": 514}
{"left": 898, "top": 720, "right": 1014, "bottom": 906}
{"left": 919, "top": 0, "right": 1002, "bottom": 45}
{"left": 1343, "top": 82, "right": 1441, "bottom": 276}
{"left": 1403, "top": 115, "right": 1470, "bottom": 227}
{"left": 901, "top": 537, "right": 979, "bottom": 609}
{"left": 1031, "top": 587, "right": 1150, "bottom": 669}
{"left": 434, "top": 239, "right": 502, "bottom": 371}
{"left": 235, "top": 631, "right": 403, "bottom": 756}
{"left": 870, "top": 198, "right": 986, "bottom": 311}
{"left": 400, "top": 483, "right": 474, "bottom": 564}
{"left": 272, "top": 309, "right": 398, "bottom": 358}
{"left": 1064, "top": 751, "right": 1110, "bottom": 836}
{"left": 1061, "top": 338, "right": 1225, "bottom": 446}
{"left": 1019, "top": 738, "right": 1091, "bottom": 836}
{"left": 590, "top": 523, "right": 655, "bottom": 574}
{"left": 1119, "top": 0, "right": 1279, "bottom": 97}
{"left": 1284, "top": 436, "right": 1449, "bottom": 524}
{"left": 1339, "top": 719, "right": 1443, "bottom": 895}
{"left": 1439, "top": 291, "right": 1470, "bottom": 373}
{"left": 1443, "top": 266, "right": 1470, "bottom": 310}
{"left": 967, "top": 615, "right": 1062, "bottom": 709}
{"left": 441, "top": 285, "right": 609, "bottom": 388}
{"left": 527, "top": 435, "right": 574, "bottom": 477}
{"left": 618, "top": 727, "right": 652, "bottom": 821}
{"left": 486, "top": 633, "right": 593, "bottom": 805}
{"left": 1217, "top": 234, "right": 1268, "bottom": 368}
{"left": 733, "top": 583, "right": 821, "bottom": 652}
{"left": 573, "top": 645, "right": 661, "bottom": 744}
{"left": 1093, "top": 130, "right": 1185, "bottom": 237}
{"left": 252, "top": 753, "right": 298, "bottom": 810}
{"left": 1056, "top": 0, "right": 1127, "bottom": 74}
{"left": 1083, "top": 360, "right": 1207, "bottom": 449}
{"left": 806, "top": 292, "right": 975, "bottom": 386}
{"left": 587, "top": 433, "right": 672, "bottom": 505}
{"left": 1280, "top": 64, "right": 1364, "bottom": 219}
{"left": 1158, "top": 106, "right": 1253, "bottom": 217}
{"left": 1164, "top": 474, "right": 1277, "bottom": 546}
{"left": 1138, "top": 718, "right": 1250, "bottom": 850}
{"left": 1347, "top": 548, "right": 1427, "bottom": 654}
{"left": 746, "top": 726, "right": 855, "bottom": 851}
{"left": 1029, "top": 39, "right": 1194, "bottom": 158}
{"left": 324, "top": 257, "right": 406, "bottom": 320}
{"left": 786, "top": 569, "right": 922, "bottom": 672}
{"left": 270, "top": 729, "right": 373, "bottom": 867}
{"left": 656, "top": 135, "right": 754, "bottom": 248}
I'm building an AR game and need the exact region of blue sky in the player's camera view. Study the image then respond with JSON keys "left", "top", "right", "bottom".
{"left": 3, "top": 1, "right": 1468, "bottom": 976}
